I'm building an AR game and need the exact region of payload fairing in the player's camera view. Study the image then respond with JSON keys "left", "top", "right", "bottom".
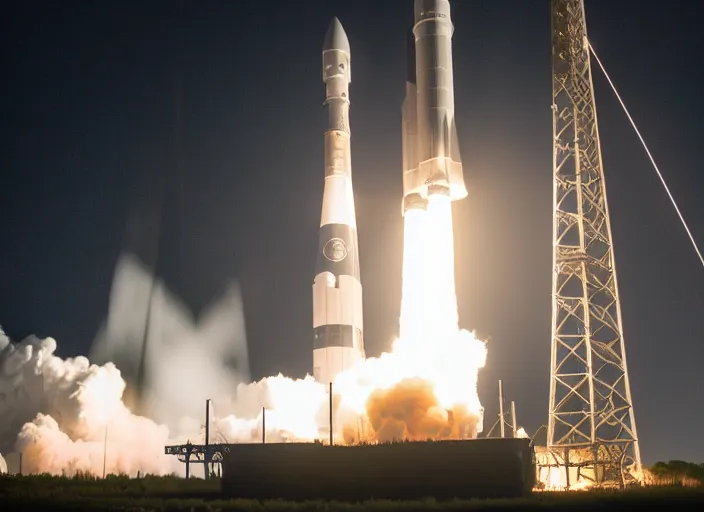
{"left": 312, "top": 18, "right": 365, "bottom": 385}
{"left": 403, "top": 0, "right": 467, "bottom": 212}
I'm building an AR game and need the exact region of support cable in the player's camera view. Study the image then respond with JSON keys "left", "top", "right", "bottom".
{"left": 588, "top": 40, "right": 704, "bottom": 268}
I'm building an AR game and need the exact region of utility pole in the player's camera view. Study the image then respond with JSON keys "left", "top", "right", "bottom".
{"left": 498, "top": 380, "right": 505, "bottom": 438}
{"left": 329, "top": 382, "right": 334, "bottom": 446}
{"left": 204, "top": 399, "right": 211, "bottom": 480}
{"left": 102, "top": 424, "right": 108, "bottom": 478}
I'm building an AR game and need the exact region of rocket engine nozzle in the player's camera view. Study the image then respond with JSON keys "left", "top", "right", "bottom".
{"left": 403, "top": 193, "right": 429, "bottom": 214}
{"left": 427, "top": 183, "right": 451, "bottom": 197}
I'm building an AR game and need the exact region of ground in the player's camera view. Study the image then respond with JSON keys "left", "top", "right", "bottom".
{"left": 0, "top": 475, "right": 702, "bottom": 511}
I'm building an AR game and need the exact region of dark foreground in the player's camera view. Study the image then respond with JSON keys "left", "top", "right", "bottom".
{"left": 220, "top": 439, "right": 535, "bottom": 500}
{"left": 0, "top": 475, "right": 702, "bottom": 511}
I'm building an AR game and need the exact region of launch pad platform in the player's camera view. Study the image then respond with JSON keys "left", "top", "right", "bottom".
{"left": 164, "top": 442, "right": 230, "bottom": 479}
{"left": 220, "top": 438, "right": 535, "bottom": 500}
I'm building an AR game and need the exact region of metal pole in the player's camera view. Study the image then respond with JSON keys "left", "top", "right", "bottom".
{"left": 18, "top": 453, "right": 22, "bottom": 476}
{"left": 329, "top": 382, "right": 333, "bottom": 446}
{"left": 511, "top": 401, "right": 517, "bottom": 438}
{"left": 499, "top": 380, "right": 505, "bottom": 438}
{"left": 262, "top": 407, "right": 266, "bottom": 444}
{"left": 205, "top": 399, "right": 211, "bottom": 480}
{"left": 102, "top": 424, "right": 108, "bottom": 478}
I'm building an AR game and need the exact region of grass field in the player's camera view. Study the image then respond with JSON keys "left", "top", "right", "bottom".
{"left": 0, "top": 475, "right": 702, "bottom": 511}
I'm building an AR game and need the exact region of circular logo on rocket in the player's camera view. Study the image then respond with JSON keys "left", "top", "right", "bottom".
{"left": 323, "top": 238, "right": 348, "bottom": 262}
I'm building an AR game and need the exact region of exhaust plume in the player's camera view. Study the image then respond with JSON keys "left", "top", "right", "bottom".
{"left": 0, "top": 191, "right": 488, "bottom": 476}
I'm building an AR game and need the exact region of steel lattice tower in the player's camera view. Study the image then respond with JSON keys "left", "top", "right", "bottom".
{"left": 548, "top": 0, "right": 642, "bottom": 486}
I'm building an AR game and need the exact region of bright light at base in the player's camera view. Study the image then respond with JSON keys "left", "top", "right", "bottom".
{"left": 216, "top": 193, "right": 488, "bottom": 445}
{"left": 327, "top": 193, "right": 487, "bottom": 442}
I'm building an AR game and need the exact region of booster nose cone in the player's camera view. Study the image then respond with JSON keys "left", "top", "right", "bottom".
{"left": 414, "top": 0, "right": 451, "bottom": 23}
{"left": 323, "top": 16, "right": 350, "bottom": 54}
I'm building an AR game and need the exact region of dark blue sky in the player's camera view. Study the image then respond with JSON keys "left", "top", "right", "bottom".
{"left": 2, "top": 1, "right": 702, "bottom": 464}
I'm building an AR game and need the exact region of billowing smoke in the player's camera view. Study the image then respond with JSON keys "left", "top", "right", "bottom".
{"left": 365, "top": 378, "right": 479, "bottom": 442}
{"left": 91, "top": 253, "right": 250, "bottom": 431}
{"left": 0, "top": 192, "right": 489, "bottom": 477}
{"left": 332, "top": 195, "right": 488, "bottom": 444}
{"left": 0, "top": 252, "right": 255, "bottom": 477}
{"left": 214, "top": 374, "right": 329, "bottom": 444}
{"left": 0, "top": 325, "right": 326, "bottom": 476}
{"left": 0, "top": 329, "right": 176, "bottom": 476}
{"left": 0, "top": 326, "right": 43, "bottom": 454}
{"left": 1, "top": 252, "right": 339, "bottom": 477}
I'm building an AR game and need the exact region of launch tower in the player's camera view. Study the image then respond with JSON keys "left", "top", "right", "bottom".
{"left": 548, "top": 0, "right": 642, "bottom": 487}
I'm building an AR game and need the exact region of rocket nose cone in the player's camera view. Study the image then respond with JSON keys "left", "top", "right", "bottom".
{"left": 323, "top": 17, "right": 350, "bottom": 54}
{"left": 414, "top": 0, "right": 451, "bottom": 23}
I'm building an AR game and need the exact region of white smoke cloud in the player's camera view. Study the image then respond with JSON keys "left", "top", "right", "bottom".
{"left": 0, "top": 218, "right": 489, "bottom": 478}
{"left": 216, "top": 374, "right": 329, "bottom": 443}
{"left": 0, "top": 452, "right": 7, "bottom": 474}
{"left": 0, "top": 324, "right": 326, "bottom": 477}
{"left": 0, "top": 331, "right": 178, "bottom": 476}
{"left": 0, "top": 326, "right": 45, "bottom": 454}
{"left": 0, "top": 252, "right": 257, "bottom": 477}
{"left": 0, "top": 253, "right": 325, "bottom": 477}
{"left": 91, "top": 253, "right": 251, "bottom": 431}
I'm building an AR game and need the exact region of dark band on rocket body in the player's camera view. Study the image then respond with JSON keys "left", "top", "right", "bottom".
{"left": 314, "top": 324, "right": 362, "bottom": 349}
{"left": 315, "top": 223, "right": 360, "bottom": 279}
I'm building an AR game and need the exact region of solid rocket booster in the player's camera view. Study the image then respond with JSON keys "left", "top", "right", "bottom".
{"left": 402, "top": 0, "right": 467, "bottom": 212}
{"left": 313, "top": 17, "right": 365, "bottom": 385}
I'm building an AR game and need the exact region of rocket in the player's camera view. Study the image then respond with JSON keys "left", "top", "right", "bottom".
{"left": 402, "top": 0, "right": 467, "bottom": 212}
{"left": 312, "top": 17, "right": 365, "bottom": 385}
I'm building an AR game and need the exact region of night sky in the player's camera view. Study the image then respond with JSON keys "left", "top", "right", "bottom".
{"left": 2, "top": 1, "right": 703, "bottom": 464}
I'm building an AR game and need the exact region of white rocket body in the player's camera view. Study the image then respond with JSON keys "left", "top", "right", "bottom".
{"left": 313, "top": 18, "right": 365, "bottom": 385}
